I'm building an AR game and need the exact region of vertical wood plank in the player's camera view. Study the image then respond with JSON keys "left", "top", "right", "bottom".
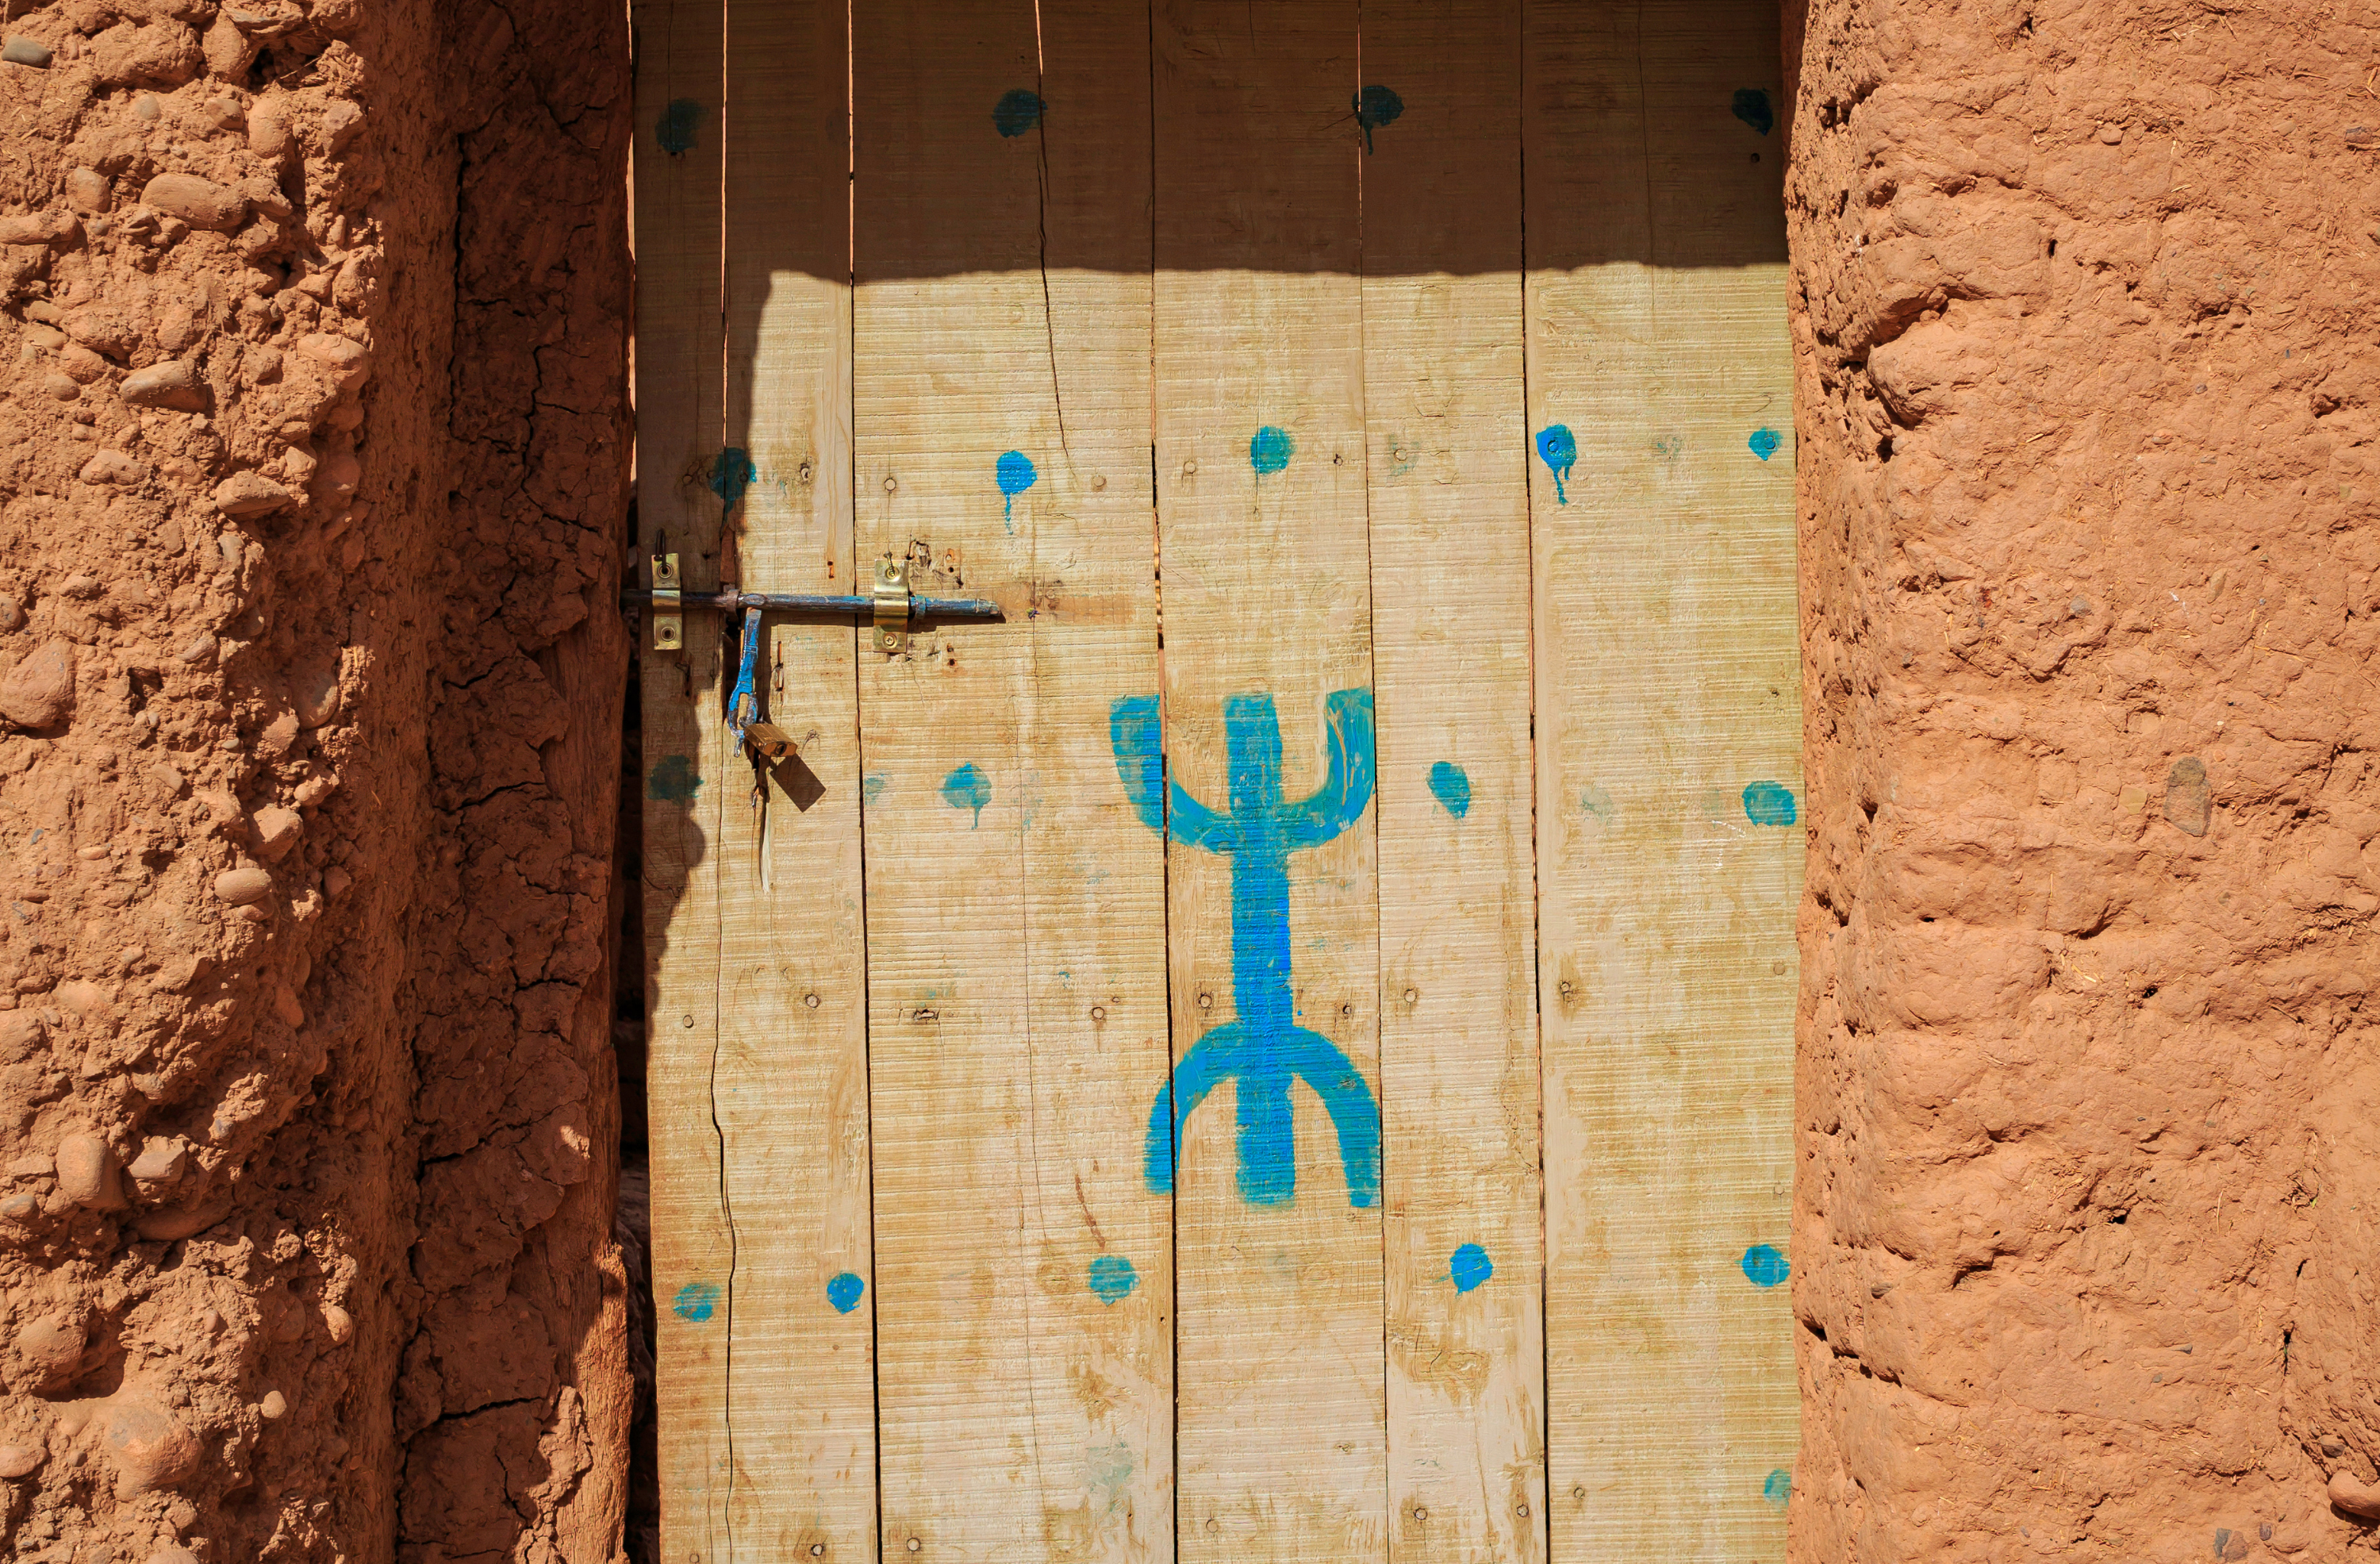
{"left": 1151, "top": 4, "right": 1386, "bottom": 1558}
{"left": 633, "top": 0, "right": 728, "bottom": 1557}
{"left": 1523, "top": 2, "right": 1800, "bottom": 1557}
{"left": 853, "top": 2, "right": 1172, "bottom": 1556}
{"left": 715, "top": 0, "right": 872, "bottom": 1554}
{"left": 1358, "top": 6, "right": 1546, "bottom": 1561}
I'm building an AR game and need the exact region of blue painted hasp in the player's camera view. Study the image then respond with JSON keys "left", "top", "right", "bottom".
{"left": 1111, "top": 690, "right": 1383, "bottom": 1207}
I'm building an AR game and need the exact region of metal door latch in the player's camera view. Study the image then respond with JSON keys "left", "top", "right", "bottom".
{"left": 624, "top": 552, "right": 1001, "bottom": 762}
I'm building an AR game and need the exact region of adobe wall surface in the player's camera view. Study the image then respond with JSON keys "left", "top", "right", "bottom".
{"left": 0, "top": 0, "right": 632, "bottom": 1560}
{"left": 1787, "top": 0, "right": 2380, "bottom": 1559}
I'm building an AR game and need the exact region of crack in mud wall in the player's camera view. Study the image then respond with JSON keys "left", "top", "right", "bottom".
{"left": 0, "top": 0, "right": 631, "bottom": 1558}
{"left": 1787, "top": 0, "right": 2380, "bottom": 1558}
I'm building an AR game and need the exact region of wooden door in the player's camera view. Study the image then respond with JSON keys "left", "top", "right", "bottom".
{"left": 631, "top": 1, "right": 1800, "bottom": 1560}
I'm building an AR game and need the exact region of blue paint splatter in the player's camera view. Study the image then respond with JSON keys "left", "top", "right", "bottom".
{"left": 1428, "top": 760, "right": 1472, "bottom": 820}
{"left": 1250, "top": 425, "right": 1294, "bottom": 475}
{"left": 996, "top": 449, "right": 1036, "bottom": 529}
{"left": 1088, "top": 1255, "right": 1138, "bottom": 1303}
{"left": 862, "top": 774, "right": 888, "bottom": 805}
{"left": 709, "top": 447, "right": 755, "bottom": 512}
{"left": 1535, "top": 424, "right": 1576, "bottom": 504}
{"left": 942, "top": 762, "right": 991, "bottom": 826}
{"left": 657, "top": 98, "right": 701, "bottom": 154}
{"left": 1449, "top": 1243, "right": 1494, "bottom": 1293}
{"left": 1742, "top": 780, "right": 1797, "bottom": 827}
{"left": 1741, "top": 1243, "right": 1790, "bottom": 1288}
{"left": 1749, "top": 427, "right": 1783, "bottom": 462}
{"left": 1112, "top": 690, "right": 1382, "bottom": 1208}
{"left": 1353, "top": 84, "right": 1403, "bottom": 152}
{"left": 672, "top": 1281, "right": 720, "bottom": 1322}
{"left": 1732, "top": 88, "right": 1775, "bottom": 136}
{"left": 1580, "top": 782, "right": 1614, "bottom": 821}
{"left": 993, "top": 89, "right": 1044, "bottom": 137}
{"left": 1763, "top": 1468, "right": 1792, "bottom": 1506}
{"left": 648, "top": 755, "right": 701, "bottom": 802}
{"left": 826, "top": 1272, "right": 864, "bottom": 1313}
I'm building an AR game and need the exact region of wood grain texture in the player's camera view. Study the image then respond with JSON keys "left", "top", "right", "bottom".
{"left": 632, "top": 0, "right": 728, "bottom": 1558}
{"left": 1522, "top": 1, "right": 1801, "bottom": 1556}
{"left": 1152, "top": 4, "right": 1386, "bottom": 1558}
{"left": 713, "top": 0, "right": 873, "bottom": 1554}
{"left": 853, "top": 2, "right": 1172, "bottom": 1555}
{"left": 1359, "top": 6, "right": 1545, "bottom": 1561}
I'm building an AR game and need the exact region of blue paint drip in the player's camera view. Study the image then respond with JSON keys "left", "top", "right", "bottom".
{"left": 1449, "top": 1243, "right": 1493, "bottom": 1293}
{"left": 993, "top": 89, "right": 1044, "bottom": 137}
{"left": 1353, "top": 83, "right": 1403, "bottom": 152}
{"left": 826, "top": 1271, "right": 864, "bottom": 1314}
{"left": 942, "top": 763, "right": 991, "bottom": 825}
{"left": 1763, "top": 1468, "right": 1792, "bottom": 1506}
{"left": 1088, "top": 1255, "right": 1138, "bottom": 1303}
{"left": 1741, "top": 1243, "right": 1790, "bottom": 1288}
{"left": 1250, "top": 425, "right": 1294, "bottom": 475}
{"left": 1535, "top": 424, "right": 1576, "bottom": 504}
{"left": 648, "top": 755, "right": 701, "bottom": 802}
{"left": 1428, "top": 760, "right": 1472, "bottom": 820}
{"left": 672, "top": 1281, "right": 720, "bottom": 1322}
{"left": 708, "top": 447, "right": 755, "bottom": 512}
{"left": 657, "top": 98, "right": 701, "bottom": 154}
{"left": 1742, "top": 780, "right": 1797, "bottom": 827}
{"left": 996, "top": 449, "right": 1036, "bottom": 529}
{"left": 1733, "top": 87, "right": 1775, "bottom": 136}
{"left": 1111, "top": 691, "right": 1382, "bottom": 1208}
{"left": 1749, "top": 427, "right": 1783, "bottom": 461}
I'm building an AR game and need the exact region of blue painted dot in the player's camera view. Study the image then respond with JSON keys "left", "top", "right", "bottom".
{"left": 1428, "top": 761, "right": 1472, "bottom": 820}
{"left": 1353, "top": 84, "right": 1403, "bottom": 152}
{"left": 1535, "top": 424, "right": 1576, "bottom": 504}
{"left": 1749, "top": 427, "right": 1783, "bottom": 462}
{"left": 708, "top": 446, "right": 755, "bottom": 510}
{"left": 1250, "top": 425, "right": 1294, "bottom": 475}
{"left": 1449, "top": 1243, "right": 1494, "bottom": 1293}
{"left": 1763, "top": 1468, "right": 1791, "bottom": 1506}
{"left": 942, "top": 762, "right": 991, "bottom": 825}
{"left": 648, "top": 754, "right": 701, "bottom": 803}
{"left": 996, "top": 450, "right": 1037, "bottom": 497}
{"left": 862, "top": 774, "right": 888, "bottom": 804}
{"left": 1741, "top": 1243, "right": 1789, "bottom": 1288}
{"left": 1732, "top": 88, "right": 1775, "bottom": 136}
{"left": 826, "top": 1272, "right": 864, "bottom": 1313}
{"left": 672, "top": 1281, "right": 720, "bottom": 1322}
{"left": 1087, "top": 1255, "right": 1138, "bottom": 1303}
{"left": 1579, "top": 782, "right": 1614, "bottom": 821}
{"left": 657, "top": 98, "right": 701, "bottom": 154}
{"left": 993, "top": 89, "right": 1044, "bottom": 137}
{"left": 1742, "top": 780, "right": 1797, "bottom": 827}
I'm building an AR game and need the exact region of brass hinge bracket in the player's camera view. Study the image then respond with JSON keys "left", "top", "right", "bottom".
{"left": 872, "top": 556, "right": 912, "bottom": 653}
{"left": 650, "top": 551, "right": 682, "bottom": 652}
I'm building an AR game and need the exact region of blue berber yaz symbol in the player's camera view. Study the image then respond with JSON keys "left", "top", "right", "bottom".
{"left": 1111, "top": 689, "right": 1382, "bottom": 1208}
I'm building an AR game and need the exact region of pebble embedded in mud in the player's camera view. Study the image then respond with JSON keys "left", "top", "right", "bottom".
{"left": 322, "top": 1303, "right": 354, "bottom": 1344}
{"left": 1, "top": 36, "right": 52, "bottom": 67}
{"left": 212, "top": 471, "right": 296, "bottom": 517}
{"left": 55, "top": 1133, "right": 124, "bottom": 1209}
{"left": 251, "top": 806, "right": 302, "bottom": 860}
{"left": 138, "top": 174, "right": 247, "bottom": 232}
{"left": 98, "top": 1397, "right": 201, "bottom": 1493}
{"left": 258, "top": 1389, "right": 287, "bottom": 1419}
{"left": 0, "top": 639, "right": 75, "bottom": 731}
{"left": 212, "top": 864, "right": 273, "bottom": 905}
{"left": 121, "top": 359, "right": 204, "bottom": 410}
{"left": 0, "top": 1442, "right": 41, "bottom": 1478}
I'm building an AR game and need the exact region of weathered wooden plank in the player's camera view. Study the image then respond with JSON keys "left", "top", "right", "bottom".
{"left": 1358, "top": 6, "right": 1545, "bottom": 1561}
{"left": 631, "top": 0, "right": 728, "bottom": 1558}
{"left": 1523, "top": 1, "right": 1801, "bottom": 1556}
{"left": 711, "top": 0, "right": 871, "bottom": 1554}
{"left": 853, "top": 2, "right": 1171, "bottom": 1555}
{"left": 1151, "top": 4, "right": 1386, "bottom": 1558}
